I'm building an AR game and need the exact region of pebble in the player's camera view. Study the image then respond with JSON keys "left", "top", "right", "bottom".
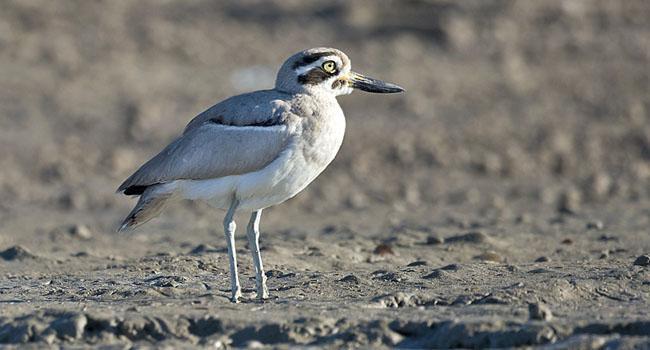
{"left": 373, "top": 243, "right": 395, "bottom": 256}
{"left": 422, "top": 270, "right": 445, "bottom": 279}
{"left": 534, "top": 256, "right": 551, "bottom": 263}
{"left": 633, "top": 255, "right": 650, "bottom": 267}
{"left": 445, "top": 231, "right": 489, "bottom": 244}
{"left": 339, "top": 274, "right": 361, "bottom": 284}
{"left": 265, "top": 270, "right": 295, "bottom": 278}
{"left": 0, "top": 245, "right": 36, "bottom": 261}
{"left": 406, "top": 260, "right": 428, "bottom": 267}
{"left": 69, "top": 224, "right": 92, "bottom": 240}
{"left": 528, "top": 302, "right": 553, "bottom": 321}
{"left": 440, "top": 263, "right": 461, "bottom": 271}
{"left": 557, "top": 188, "right": 582, "bottom": 214}
{"left": 598, "top": 234, "right": 618, "bottom": 242}
{"left": 586, "top": 221, "right": 604, "bottom": 230}
{"left": 425, "top": 235, "right": 444, "bottom": 245}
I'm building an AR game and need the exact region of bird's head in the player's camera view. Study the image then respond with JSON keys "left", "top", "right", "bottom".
{"left": 275, "top": 47, "right": 404, "bottom": 96}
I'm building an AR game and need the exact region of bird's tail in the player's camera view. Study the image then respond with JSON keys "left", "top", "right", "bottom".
{"left": 117, "top": 190, "right": 171, "bottom": 232}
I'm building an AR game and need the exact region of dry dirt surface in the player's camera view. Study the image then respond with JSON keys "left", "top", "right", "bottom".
{"left": 1, "top": 1, "right": 650, "bottom": 348}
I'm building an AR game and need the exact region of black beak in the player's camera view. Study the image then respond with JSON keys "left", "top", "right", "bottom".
{"left": 348, "top": 72, "right": 405, "bottom": 93}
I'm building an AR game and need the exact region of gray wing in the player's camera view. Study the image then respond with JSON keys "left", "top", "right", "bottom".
{"left": 117, "top": 123, "right": 291, "bottom": 195}
{"left": 184, "top": 90, "right": 293, "bottom": 133}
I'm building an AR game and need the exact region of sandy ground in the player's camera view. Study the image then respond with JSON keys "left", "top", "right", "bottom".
{"left": 1, "top": 1, "right": 649, "bottom": 348}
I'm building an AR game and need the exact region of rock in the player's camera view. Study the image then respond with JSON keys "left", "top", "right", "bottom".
{"left": 558, "top": 188, "right": 582, "bottom": 214}
{"left": 584, "top": 172, "right": 612, "bottom": 200}
{"left": 528, "top": 302, "right": 553, "bottom": 321}
{"left": 422, "top": 270, "right": 446, "bottom": 279}
{"left": 440, "top": 263, "right": 461, "bottom": 271}
{"left": 69, "top": 224, "right": 92, "bottom": 240}
{"left": 373, "top": 243, "right": 395, "bottom": 256}
{"left": 586, "top": 221, "right": 604, "bottom": 230}
{"left": 406, "top": 260, "right": 428, "bottom": 267}
{"left": 425, "top": 235, "right": 444, "bottom": 245}
{"left": 265, "top": 270, "right": 295, "bottom": 278}
{"left": 633, "top": 255, "right": 650, "bottom": 267}
{"left": 0, "top": 245, "right": 36, "bottom": 261}
{"left": 372, "top": 270, "right": 403, "bottom": 282}
{"left": 561, "top": 238, "right": 573, "bottom": 245}
{"left": 145, "top": 275, "right": 188, "bottom": 287}
{"left": 598, "top": 234, "right": 618, "bottom": 242}
{"left": 372, "top": 292, "right": 420, "bottom": 308}
{"left": 445, "top": 231, "right": 489, "bottom": 244}
{"left": 339, "top": 274, "right": 361, "bottom": 284}
{"left": 534, "top": 256, "right": 551, "bottom": 263}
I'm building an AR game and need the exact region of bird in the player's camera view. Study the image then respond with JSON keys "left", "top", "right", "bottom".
{"left": 116, "top": 47, "right": 404, "bottom": 302}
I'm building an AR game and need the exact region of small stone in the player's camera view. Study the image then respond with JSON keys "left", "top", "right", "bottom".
{"left": 598, "top": 234, "right": 618, "bottom": 242}
{"left": 425, "top": 235, "right": 444, "bottom": 245}
{"left": 535, "top": 256, "right": 551, "bottom": 263}
{"left": 445, "top": 231, "right": 489, "bottom": 244}
{"left": 422, "top": 270, "right": 445, "bottom": 279}
{"left": 440, "top": 263, "right": 461, "bottom": 271}
{"left": 561, "top": 238, "right": 573, "bottom": 245}
{"left": 373, "top": 243, "right": 395, "bottom": 256}
{"left": 406, "top": 260, "right": 427, "bottom": 267}
{"left": 586, "top": 221, "right": 604, "bottom": 230}
{"left": 0, "top": 245, "right": 36, "bottom": 261}
{"left": 633, "top": 255, "right": 650, "bottom": 267}
{"left": 145, "top": 275, "right": 187, "bottom": 287}
{"left": 69, "top": 224, "right": 92, "bottom": 240}
{"left": 265, "top": 270, "right": 295, "bottom": 278}
{"left": 528, "top": 302, "right": 553, "bottom": 321}
{"left": 558, "top": 188, "right": 581, "bottom": 214}
{"left": 339, "top": 274, "right": 361, "bottom": 284}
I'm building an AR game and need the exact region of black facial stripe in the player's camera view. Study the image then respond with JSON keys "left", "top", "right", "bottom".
{"left": 297, "top": 68, "right": 332, "bottom": 85}
{"left": 292, "top": 51, "right": 338, "bottom": 70}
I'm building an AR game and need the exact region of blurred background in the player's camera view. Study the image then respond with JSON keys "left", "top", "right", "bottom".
{"left": 0, "top": 0, "right": 649, "bottom": 247}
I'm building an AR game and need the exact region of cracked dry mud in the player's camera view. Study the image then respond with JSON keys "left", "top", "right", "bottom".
{"left": 1, "top": 1, "right": 650, "bottom": 348}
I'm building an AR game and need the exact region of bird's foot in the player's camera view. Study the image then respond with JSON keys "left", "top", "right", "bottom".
{"left": 230, "top": 288, "right": 242, "bottom": 303}
{"left": 256, "top": 286, "right": 269, "bottom": 300}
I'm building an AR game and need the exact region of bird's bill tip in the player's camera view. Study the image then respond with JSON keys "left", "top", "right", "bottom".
{"left": 348, "top": 72, "right": 405, "bottom": 93}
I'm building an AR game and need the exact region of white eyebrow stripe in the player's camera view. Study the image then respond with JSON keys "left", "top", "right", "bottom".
{"left": 293, "top": 56, "right": 342, "bottom": 75}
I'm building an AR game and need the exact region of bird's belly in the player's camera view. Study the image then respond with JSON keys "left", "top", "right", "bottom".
{"left": 233, "top": 142, "right": 337, "bottom": 210}
{"left": 178, "top": 139, "right": 339, "bottom": 211}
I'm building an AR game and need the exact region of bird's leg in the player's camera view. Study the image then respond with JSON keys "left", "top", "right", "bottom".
{"left": 223, "top": 199, "right": 241, "bottom": 303}
{"left": 246, "top": 209, "right": 269, "bottom": 300}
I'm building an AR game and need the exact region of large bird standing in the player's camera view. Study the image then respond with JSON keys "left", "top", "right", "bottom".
{"left": 117, "top": 47, "right": 404, "bottom": 302}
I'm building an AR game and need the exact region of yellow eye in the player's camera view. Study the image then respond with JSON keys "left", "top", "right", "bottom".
{"left": 322, "top": 60, "right": 337, "bottom": 73}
